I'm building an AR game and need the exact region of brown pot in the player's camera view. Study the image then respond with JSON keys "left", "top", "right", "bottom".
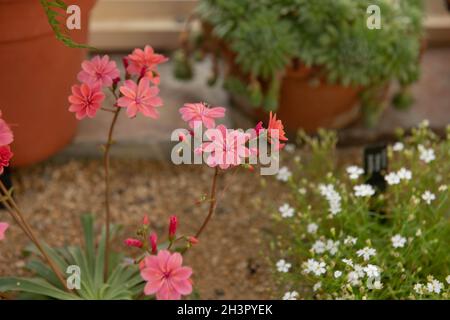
{"left": 0, "top": 0, "right": 96, "bottom": 167}
{"left": 228, "top": 63, "right": 361, "bottom": 135}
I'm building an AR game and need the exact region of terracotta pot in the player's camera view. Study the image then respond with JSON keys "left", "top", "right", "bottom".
{"left": 0, "top": 0, "right": 96, "bottom": 166}
{"left": 228, "top": 64, "right": 361, "bottom": 135}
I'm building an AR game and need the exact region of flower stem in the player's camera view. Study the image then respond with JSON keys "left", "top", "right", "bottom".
{"left": 195, "top": 167, "right": 219, "bottom": 239}
{"left": 0, "top": 181, "right": 69, "bottom": 292}
{"left": 103, "top": 107, "right": 121, "bottom": 281}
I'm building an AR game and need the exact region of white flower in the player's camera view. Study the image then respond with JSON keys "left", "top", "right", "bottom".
{"left": 279, "top": 203, "right": 295, "bottom": 218}
{"left": 373, "top": 280, "right": 383, "bottom": 290}
{"left": 319, "top": 184, "right": 342, "bottom": 215}
{"left": 298, "top": 187, "right": 307, "bottom": 195}
{"left": 354, "top": 184, "right": 375, "bottom": 197}
{"left": 414, "top": 283, "right": 424, "bottom": 295}
{"left": 364, "top": 264, "right": 380, "bottom": 278}
{"left": 347, "top": 271, "right": 361, "bottom": 286}
{"left": 438, "top": 185, "right": 448, "bottom": 192}
{"left": 313, "top": 282, "right": 322, "bottom": 292}
{"left": 342, "top": 258, "right": 354, "bottom": 267}
{"left": 282, "top": 291, "right": 298, "bottom": 300}
{"left": 312, "top": 240, "right": 326, "bottom": 254}
{"left": 418, "top": 145, "right": 435, "bottom": 163}
{"left": 391, "top": 234, "right": 407, "bottom": 248}
{"left": 397, "top": 168, "right": 412, "bottom": 181}
{"left": 303, "top": 259, "right": 327, "bottom": 276}
{"left": 276, "top": 166, "right": 292, "bottom": 182}
{"left": 344, "top": 236, "right": 357, "bottom": 246}
{"left": 445, "top": 275, "right": 450, "bottom": 284}
{"left": 421, "top": 191, "right": 436, "bottom": 205}
{"left": 356, "top": 247, "right": 377, "bottom": 261}
{"left": 416, "top": 229, "right": 422, "bottom": 237}
{"left": 426, "top": 279, "right": 443, "bottom": 294}
{"left": 326, "top": 239, "right": 340, "bottom": 255}
{"left": 307, "top": 223, "right": 318, "bottom": 234}
{"left": 392, "top": 142, "right": 404, "bottom": 152}
{"left": 334, "top": 271, "right": 342, "bottom": 278}
{"left": 385, "top": 172, "right": 400, "bottom": 185}
{"left": 276, "top": 259, "right": 291, "bottom": 273}
{"left": 284, "top": 144, "right": 295, "bottom": 153}
{"left": 346, "top": 166, "right": 364, "bottom": 180}
{"left": 353, "top": 264, "right": 366, "bottom": 277}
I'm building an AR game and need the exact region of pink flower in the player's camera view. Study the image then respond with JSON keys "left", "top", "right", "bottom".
{"left": 0, "top": 112, "right": 13, "bottom": 147}
{"left": 169, "top": 215, "right": 177, "bottom": 240}
{"left": 0, "top": 146, "right": 13, "bottom": 174}
{"left": 77, "top": 55, "right": 120, "bottom": 87}
{"left": 124, "top": 238, "right": 143, "bottom": 248}
{"left": 179, "top": 102, "right": 226, "bottom": 129}
{"left": 117, "top": 78, "right": 162, "bottom": 118}
{"left": 200, "top": 125, "right": 251, "bottom": 170}
{"left": 126, "top": 46, "right": 168, "bottom": 83}
{"left": 267, "top": 112, "right": 288, "bottom": 150}
{"left": 68, "top": 83, "right": 105, "bottom": 120}
{"left": 0, "top": 222, "right": 9, "bottom": 241}
{"left": 141, "top": 250, "right": 193, "bottom": 300}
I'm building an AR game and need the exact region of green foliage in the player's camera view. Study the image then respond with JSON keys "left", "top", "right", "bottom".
{"left": 0, "top": 215, "right": 144, "bottom": 300}
{"left": 195, "top": 0, "right": 424, "bottom": 112}
{"left": 40, "top": 0, "right": 95, "bottom": 49}
{"left": 272, "top": 123, "right": 450, "bottom": 299}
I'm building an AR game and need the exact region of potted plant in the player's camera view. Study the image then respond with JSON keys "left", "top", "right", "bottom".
{"left": 174, "top": 0, "right": 424, "bottom": 133}
{"left": 0, "top": 0, "right": 96, "bottom": 167}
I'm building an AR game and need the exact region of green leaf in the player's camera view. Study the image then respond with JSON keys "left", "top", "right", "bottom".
{"left": 0, "top": 278, "right": 78, "bottom": 300}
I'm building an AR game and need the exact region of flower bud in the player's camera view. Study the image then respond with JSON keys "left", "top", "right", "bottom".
{"left": 122, "top": 57, "right": 129, "bottom": 69}
{"left": 169, "top": 215, "right": 178, "bottom": 240}
{"left": 142, "top": 214, "right": 149, "bottom": 225}
{"left": 188, "top": 236, "right": 199, "bottom": 246}
{"left": 149, "top": 233, "right": 158, "bottom": 254}
{"left": 124, "top": 238, "right": 143, "bottom": 248}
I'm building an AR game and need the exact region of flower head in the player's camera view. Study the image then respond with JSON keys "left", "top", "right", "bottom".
{"left": 0, "top": 146, "right": 13, "bottom": 174}
{"left": 392, "top": 142, "right": 404, "bottom": 152}
{"left": 267, "top": 112, "right": 288, "bottom": 150}
{"left": 199, "top": 125, "right": 250, "bottom": 169}
{"left": 77, "top": 55, "right": 120, "bottom": 87}
{"left": 276, "top": 166, "right": 292, "bottom": 182}
{"left": 356, "top": 247, "right": 376, "bottom": 261}
{"left": 391, "top": 234, "right": 407, "bottom": 248}
{"left": 385, "top": 172, "right": 400, "bottom": 185}
{"left": 141, "top": 250, "right": 192, "bottom": 300}
{"left": 421, "top": 191, "right": 435, "bottom": 205}
{"left": 354, "top": 184, "right": 375, "bottom": 197}
{"left": 418, "top": 145, "right": 435, "bottom": 163}
{"left": 279, "top": 203, "right": 295, "bottom": 218}
{"left": 307, "top": 223, "right": 318, "bottom": 234}
{"left": 0, "top": 222, "right": 9, "bottom": 241}
{"left": 117, "top": 78, "right": 163, "bottom": 118}
{"left": 68, "top": 83, "right": 105, "bottom": 120}
{"left": 0, "top": 114, "right": 13, "bottom": 147}
{"left": 397, "top": 168, "right": 412, "bottom": 181}
{"left": 179, "top": 103, "right": 226, "bottom": 129}
{"left": 276, "top": 259, "right": 291, "bottom": 273}
{"left": 347, "top": 166, "right": 364, "bottom": 180}
{"left": 282, "top": 291, "right": 298, "bottom": 300}
{"left": 126, "top": 45, "right": 168, "bottom": 83}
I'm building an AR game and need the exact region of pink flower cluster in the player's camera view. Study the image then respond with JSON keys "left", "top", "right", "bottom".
{"left": 124, "top": 215, "right": 195, "bottom": 300}
{"left": 68, "top": 46, "right": 167, "bottom": 120}
{"left": 179, "top": 102, "right": 287, "bottom": 170}
{"left": 0, "top": 110, "right": 13, "bottom": 241}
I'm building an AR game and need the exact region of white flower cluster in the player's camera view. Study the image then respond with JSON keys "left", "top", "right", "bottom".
{"left": 384, "top": 167, "right": 412, "bottom": 185}
{"left": 346, "top": 166, "right": 364, "bottom": 180}
{"left": 311, "top": 239, "right": 340, "bottom": 256}
{"left": 319, "top": 184, "right": 342, "bottom": 215}
{"left": 414, "top": 276, "right": 447, "bottom": 295}
{"left": 353, "top": 184, "right": 375, "bottom": 197}
{"left": 303, "top": 259, "right": 327, "bottom": 276}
